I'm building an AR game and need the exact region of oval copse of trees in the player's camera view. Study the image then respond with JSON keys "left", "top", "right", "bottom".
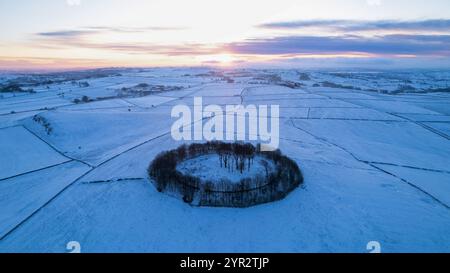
{"left": 148, "top": 141, "right": 303, "bottom": 208}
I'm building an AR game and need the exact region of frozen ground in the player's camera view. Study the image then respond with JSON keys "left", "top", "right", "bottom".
{"left": 0, "top": 68, "right": 449, "bottom": 253}
{"left": 177, "top": 154, "right": 274, "bottom": 184}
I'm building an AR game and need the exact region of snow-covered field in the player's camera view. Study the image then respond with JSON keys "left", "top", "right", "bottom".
{"left": 0, "top": 68, "right": 449, "bottom": 253}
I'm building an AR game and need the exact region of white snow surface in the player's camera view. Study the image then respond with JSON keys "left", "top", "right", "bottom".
{"left": 177, "top": 154, "right": 274, "bottom": 184}
{"left": 0, "top": 68, "right": 449, "bottom": 253}
{"left": 0, "top": 126, "right": 69, "bottom": 180}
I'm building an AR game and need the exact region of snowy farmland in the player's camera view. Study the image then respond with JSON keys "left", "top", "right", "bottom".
{"left": 0, "top": 68, "right": 449, "bottom": 253}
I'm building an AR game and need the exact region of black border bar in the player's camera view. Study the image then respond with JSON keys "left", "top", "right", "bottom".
{"left": 0, "top": 253, "right": 447, "bottom": 272}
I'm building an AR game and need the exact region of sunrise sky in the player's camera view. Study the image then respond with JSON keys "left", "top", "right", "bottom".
{"left": 1, "top": 0, "right": 450, "bottom": 70}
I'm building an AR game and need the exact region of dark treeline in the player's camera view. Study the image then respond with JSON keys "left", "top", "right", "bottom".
{"left": 33, "top": 115, "right": 53, "bottom": 135}
{"left": 148, "top": 141, "right": 303, "bottom": 208}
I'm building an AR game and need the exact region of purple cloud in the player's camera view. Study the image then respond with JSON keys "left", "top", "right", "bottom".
{"left": 225, "top": 35, "right": 450, "bottom": 56}
{"left": 258, "top": 19, "right": 450, "bottom": 32}
{"left": 37, "top": 30, "right": 96, "bottom": 37}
